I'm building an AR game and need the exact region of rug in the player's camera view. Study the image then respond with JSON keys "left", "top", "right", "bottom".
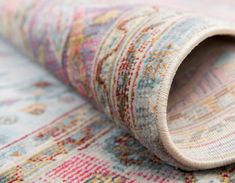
{"left": 0, "top": 0, "right": 235, "bottom": 182}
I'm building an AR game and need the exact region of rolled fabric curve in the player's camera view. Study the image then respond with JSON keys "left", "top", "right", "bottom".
{"left": 0, "top": 0, "right": 235, "bottom": 170}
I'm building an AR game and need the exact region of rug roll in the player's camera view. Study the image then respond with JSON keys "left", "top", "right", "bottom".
{"left": 0, "top": 0, "right": 235, "bottom": 170}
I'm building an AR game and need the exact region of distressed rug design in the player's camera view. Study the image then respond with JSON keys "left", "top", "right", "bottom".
{"left": 0, "top": 0, "right": 235, "bottom": 182}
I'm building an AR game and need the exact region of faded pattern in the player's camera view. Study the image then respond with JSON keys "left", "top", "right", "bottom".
{"left": 0, "top": 37, "right": 235, "bottom": 183}
{"left": 0, "top": 40, "right": 188, "bottom": 183}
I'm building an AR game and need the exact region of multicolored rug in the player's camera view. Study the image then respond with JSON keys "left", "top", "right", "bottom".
{"left": 0, "top": 0, "right": 235, "bottom": 182}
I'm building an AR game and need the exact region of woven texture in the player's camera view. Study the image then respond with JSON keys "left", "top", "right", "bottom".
{"left": 1, "top": 0, "right": 235, "bottom": 181}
